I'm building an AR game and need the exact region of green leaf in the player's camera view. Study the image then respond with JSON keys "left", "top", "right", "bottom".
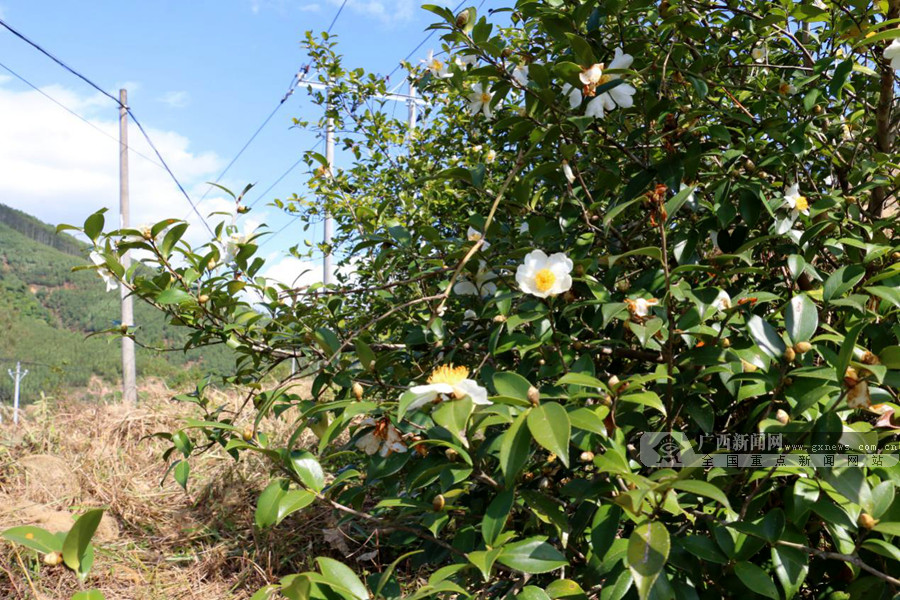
{"left": 671, "top": 480, "right": 731, "bottom": 511}
{"left": 287, "top": 450, "right": 325, "bottom": 493}
{"left": 746, "top": 314, "right": 786, "bottom": 359}
{"left": 498, "top": 537, "right": 568, "bottom": 574}
{"left": 173, "top": 460, "right": 189, "bottom": 491}
{"left": 156, "top": 288, "right": 193, "bottom": 305}
{"left": 619, "top": 391, "right": 667, "bottom": 417}
{"left": 627, "top": 522, "right": 670, "bottom": 600}
{"left": 564, "top": 33, "right": 596, "bottom": 64}
{"left": 873, "top": 521, "right": 900, "bottom": 536}
{"left": 866, "top": 285, "right": 900, "bottom": 309}
{"left": 608, "top": 247, "right": 662, "bottom": 269}
{"left": 255, "top": 479, "right": 316, "bottom": 528}
{"left": 468, "top": 548, "right": 503, "bottom": 582}
{"left": 734, "top": 561, "right": 779, "bottom": 599}
{"left": 432, "top": 395, "right": 474, "bottom": 447}
{"left": 664, "top": 185, "right": 695, "bottom": 221}
{"left": 557, "top": 372, "right": 606, "bottom": 388}
{"left": 71, "top": 591, "right": 105, "bottom": 600}
{"left": 494, "top": 371, "right": 533, "bottom": 402}
{"left": 483, "top": 489, "right": 515, "bottom": 547}
{"left": 590, "top": 504, "right": 622, "bottom": 557}
{"left": 500, "top": 410, "right": 532, "bottom": 482}
{"left": 83, "top": 211, "right": 105, "bottom": 241}
{"left": 835, "top": 322, "right": 864, "bottom": 383}
{"left": 1, "top": 526, "right": 63, "bottom": 554}
{"left": 62, "top": 508, "right": 105, "bottom": 574}
{"left": 354, "top": 339, "right": 375, "bottom": 371}
{"left": 527, "top": 402, "right": 571, "bottom": 467}
{"left": 823, "top": 265, "right": 865, "bottom": 302}
{"left": 545, "top": 579, "right": 588, "bottom": 599}
{"left": 517, "top": 586, "right": 552, "bottom": 600}
{"left": 316, "top": 557, "right": 370, "bottom": 600}
{"left": 772, "top": 545, "right": 808, "bottom": 600}
{"left": 785, "top": 295, "right": 818, "bottom": 344}
{"left": 680, "top": 535, "right": 727, "bottom": 564}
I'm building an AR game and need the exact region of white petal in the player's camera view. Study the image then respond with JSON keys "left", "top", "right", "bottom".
{"left": 585, "top": 96, "right": 605, "bottom": 118}
{"left": 610, "top": 84, "right": 636, "bottom": 108}
{"left": 455, "top": 379, "right": 491, "bottom": 405}
{"left": 609, "top": 48, "right": 633, "bottom": 71}
{"left": 355, "top": 432, "right": 381, "bottom": 455}
{"left": 453, "top": 280, "right": 478, "bottom": 296}
{"left": 523, "top": 249, "right": 549, "bottom": 272}
{"left": 547, "top": 252, "right": 574, "bottom": 274}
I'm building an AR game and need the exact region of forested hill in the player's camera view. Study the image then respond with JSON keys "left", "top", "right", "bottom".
{"left": 0, "top": 203, "right": 235, "bottom": 401}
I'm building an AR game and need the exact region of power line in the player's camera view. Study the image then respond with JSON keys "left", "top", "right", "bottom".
{"left": 0, "top": 16, "right": 215, "bottom": 236}
{"left": 191, "top": 0, "right": 351, "bottom": 213}
{"left": 0, "top": 60, "right": 164, "bottom": 170}
{"left": 383, "top": 0, "right": 472, "bottom": 83}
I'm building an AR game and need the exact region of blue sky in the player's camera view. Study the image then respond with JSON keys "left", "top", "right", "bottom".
{"left": 0, "top": 0, "right": 464, "bottom": 285}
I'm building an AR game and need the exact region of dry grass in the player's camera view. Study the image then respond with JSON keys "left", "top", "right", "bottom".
{"left": 0, "top": 377, "right": 342, "bottom": 600}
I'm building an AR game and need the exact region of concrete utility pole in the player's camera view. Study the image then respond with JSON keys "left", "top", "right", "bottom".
{"left": 119, "top": 88, "right": 137, "bottom": 406}
{"left": 298, "top": 75, "right": 427, "bottom": 287}
{"left": 7, "top": 362, "right": 27, "bottom": 425}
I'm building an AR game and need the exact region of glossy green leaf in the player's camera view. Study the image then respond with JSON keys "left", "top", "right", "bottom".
{"left": 498, "top": 537, "right": 568, "bottom": 574}
{"left": 483, "top": 489, "right": 515, "bottom": 547}
{"left": 785, "top": 294, "right": 818, "bottom": 344}
{"left": 527, "top": 402, "right": 571, "bottom": 467}
{"left": 62, "top": 508, "right": 104, "bottom": 574}
{"left": 734, "top": 561, "right": 779, "bottom": 599}
{"left": 1, "top": 526, "right": 62, "bottom": 554}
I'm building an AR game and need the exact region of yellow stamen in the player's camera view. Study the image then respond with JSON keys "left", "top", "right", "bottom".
{"left": 535, "top": 268, "right": 556, "bottom": 293}
{"left": 428, "top": 364, "right": 469, "bottom": 385}
{"left": 431, "top": 59, "right": 443, "bottom": 71}
{"left": 795, "top": 196, "right": 808, "bottom": 212}
{"left": 598, "top": 74, "right": 612, "bottom": 85}
{"left": 480, "top": 92, "right": 492, "bottom": 104}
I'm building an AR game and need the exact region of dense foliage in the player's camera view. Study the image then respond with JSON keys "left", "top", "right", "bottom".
{"left": 0, "top": 205, "right": 234, "bottom": 397}
{"left": 74, "top": 1, "right": 900, "bottom": 598}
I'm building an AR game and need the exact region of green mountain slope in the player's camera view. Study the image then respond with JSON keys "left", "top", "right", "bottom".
{"left": 0, "top": 203, "right": 234, "bottom": 401}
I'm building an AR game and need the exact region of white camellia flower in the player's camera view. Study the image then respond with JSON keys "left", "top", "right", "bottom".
{"left": 224, "top": 226, "right": 256, "bottom": 263}
{"left": 585, "top": 48, "right": 635, "bottom": 119}
{"left": 455, "top": 54, "right": 478, "bottom": 69}
{"left": 579, "top": 63, "right": 605, "bottom": 89}
{"left": 516, "top": 250, "right": 574, "bottom": 298}
{"left": 355, "top": 417, "right": 407, "bottom": 457}
{"left": 485, "top": 149, "right": 497, "bottom": 163}
{"left": 778, "top": 80, "right": 798, "bottom": 95}
{"left": 512, "top": 65, "right": 529, "bottom": 87}
{"left": 423, "top": 50, "right": 451, "bottom": 79}
{"left": 453, "top": 260, "right": 497, "bottom": 298}
{"left": 626, "top": 297, "right": 659, "bottom": 319}
{"left": 468, "top": 83, "right": 496, "bottom": 119}
{"left": 713, "top": 290, "right": 732, "bottom": 312}
{"left": 751, "top": 44, "right": 768, "bottom": 63}
{"left": 561, "top": 83, "right": 582, "bottom": 109}
{"left": 466, "top": 226, "right": 491, "bottom": 250}
{"left": 406, "top": 364, "right": 490, "bottom": 412}
{"left": 89, "top": 251, "right": 118, "bottom": 292}
{"left": 784, "top": 183, "right": 810, "bottom": 217}
{"left": 884, "top": 39, "right": 900, "bottom": 70}
{"left": 463, "top": 309, "right": 478, "bottom": 326}
{"left": 562, "top": 160, "right": 576, "bottom": 184}
{"left": 519, "top": 221, "right": 530, "bottom": 234}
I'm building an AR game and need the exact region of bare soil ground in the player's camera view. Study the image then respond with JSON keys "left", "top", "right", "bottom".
{"left": 0, "top": 378, "right": 336, "bottom": 600}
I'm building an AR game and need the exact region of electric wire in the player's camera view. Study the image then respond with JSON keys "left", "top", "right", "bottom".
{"left": 0, "top": 60, "right": 165, "bottom": 170}
{"left": 0, "top": 17, "right": 215, "bottom": 235}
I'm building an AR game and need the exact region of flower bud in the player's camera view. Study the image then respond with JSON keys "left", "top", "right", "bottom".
{"left": 527, "top": 385, "right": 540, "bottom": 406}
{"left": 352, "top": 382, "right": 364, "bottom": 401}
{"left": 538, "top": 476, "right": 551, "bottom": 490}
{"left": 492, "top": 314, "right": 507, "bottom": 323}
{"left": 237, "top": 205, "right": 250, "bottom": 214}
{"left": 741, "top": 360, "right": 758, "bottom": 373}
{"left": 444, "top": 448, "right": 459, "bottom": 462}
{"left": 241, "top": 425, "right": 254, "bottom": 442}
{"left": 608, "top": 375, "right": 620, "bottom": 390}
{"left": 793, "top": 341, "right": 812, "bottom": 354}
{"left": 501, "top": 47, "right": 513, "bottom": 58}
{"left": 432, "top": 494, "right": 446, "bottom": 512}
{"left": 783, "top": 347, "right": 796, "bottom": 362}
{"left": 579, "top": 451, "right": 594, "bottom": 463}
{"left": 43, "top": 552, "right": 63, "bottom": 566}
{"left": 775, "top": 409, "right": 790, "bottom": 425}
{"left": 198, "top": 294, "right": 210, "bottom": 304}
{"left": 599, "top": 394, "right": 613, "bottom": 407}
{"left": 208, "top": 259, "right": 217, "bottom": 270}
{"left": 721, "top": 337, "right": 731, "bottom": 348}
{"left": 858, "top": 513, "right": 877, "bottom": 529}
{"left": 455, "top": 10, "right": 469, "bottom": 27}
{"left": 574, "top": 263, "right": 585, "bottom": 277}
{"left": 893, "top": 252, "right": 900, "bottom": 261}
{"left": 538, "top": 358, "right": 546, "bottom": 366}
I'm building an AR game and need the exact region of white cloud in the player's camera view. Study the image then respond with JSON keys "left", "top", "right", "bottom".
{"left": 159, "top": 90, "right": 190, "bottom": 108}
{"left": 0, "top": 79, "right": 229, "bottom": 248}
{"left": 298, "top": 3, "right": 321, "bottom": 12}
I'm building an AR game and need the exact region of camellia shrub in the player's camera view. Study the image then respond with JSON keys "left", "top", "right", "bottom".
{"left": 68, "top": 1, "right": 900, "bottom": 598}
